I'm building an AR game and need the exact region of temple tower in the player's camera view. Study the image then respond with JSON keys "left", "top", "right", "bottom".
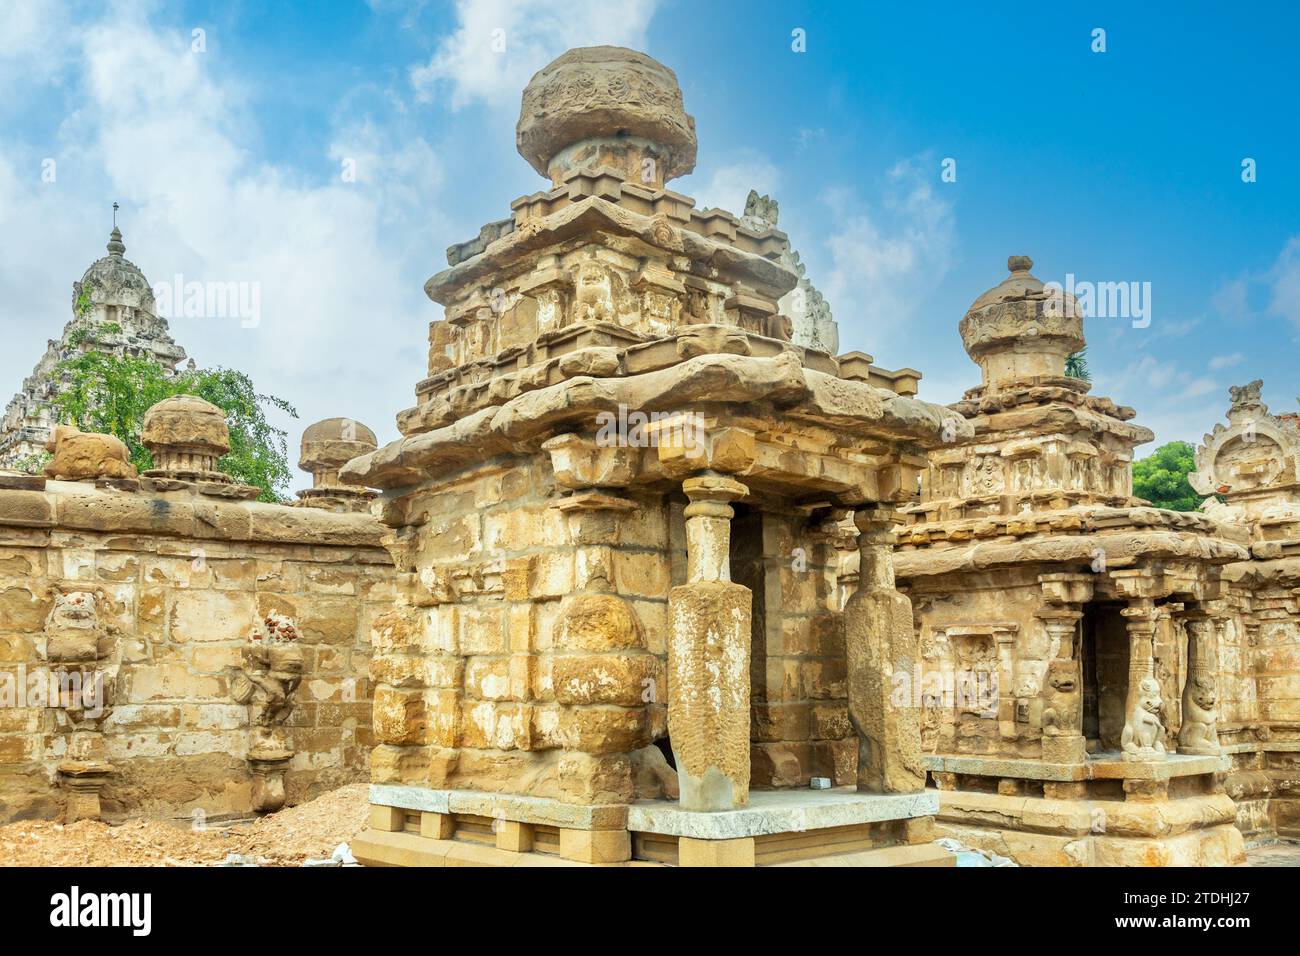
{"left": 891, "top": 255, "right": 1248, "bottom": 866}
{"left": 0, "top": 224, "right": 188, "bottom": 471}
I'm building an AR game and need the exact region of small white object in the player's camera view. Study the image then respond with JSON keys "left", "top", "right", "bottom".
{"left": 331, "top": 842, "right": 357, "bottom": 865}
{"left": 809, "top": 776, "right": 832, "bottom": 790}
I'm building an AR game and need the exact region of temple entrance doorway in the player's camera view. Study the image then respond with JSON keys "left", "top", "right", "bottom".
{"left": 1080, "top": 602, "right": 1129, "bottom": 753}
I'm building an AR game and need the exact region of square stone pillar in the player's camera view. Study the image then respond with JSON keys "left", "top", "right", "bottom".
{"left": 667, "top": 474, "right": 752, "bottom": 811}
{"left": 1038, "top": 609, "right": 1086, "bottom": 763}
{"left": 1120, "top": 601, "right": 1167, "bottom": 760}
{"left": 845, "top": 506, "right": 926, "bottom": 794}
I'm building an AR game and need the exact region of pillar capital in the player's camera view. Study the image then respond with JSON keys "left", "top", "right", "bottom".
{"left": 682, "top": 473, "right": 748, "bottom": 506}
{"left": 852, "top": 504, "right": 897, "bottom": 539}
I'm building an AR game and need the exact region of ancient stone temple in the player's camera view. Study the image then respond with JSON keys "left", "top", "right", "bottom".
{"left": 0, "top": 226, "right": 189, "bottom": 472}
{"left": 1191, "top": 381, "right": 1300, "bottom": 841}
{"left": 344, "top": 46, "right": 961, "bottom": 867}
{"left": 891, "top": 256, "right": 1249, "bottom": 866}
{"left": 0, "top": 399, "right": 391, "bottom": 824}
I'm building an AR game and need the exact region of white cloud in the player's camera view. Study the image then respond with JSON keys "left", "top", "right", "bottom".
{"left": 411, "top": 0, "right": 658, "bottom": 110}
{"left": 0, "top": 0, "right": 77, "bottom": 88}
{"left": 686, "top": 155, "right": 781, "bottom": 216}
{"left": 1211, "top": 235, "right": 1300, "bottom": 329}
{"left": 1266, "top": 236, "right": 1300, "bottom": 329}
{"left": 1208, "top": 352, "right": 1243, "bottom": 371}
{"left": 818, "top": 155, "right": 955, "bottom": 360}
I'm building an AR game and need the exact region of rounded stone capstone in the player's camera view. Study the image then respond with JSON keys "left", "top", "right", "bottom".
{"left": 141, "top": 394, "right": 230, "bottom": 456}
{"left": 958, "top": 255, "right": 1085, "bottom": 385}
{"left": 299, "top": 417, "right": 378, "bottom": 472}
{"left": 516, "top": 46, "right": 697, "bottom": 184}
{"left": 74, "top": 228, "right": 157, "bottom": 315}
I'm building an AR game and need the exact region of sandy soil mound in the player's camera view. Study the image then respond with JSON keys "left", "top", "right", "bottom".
{"left": 0, "top": 783, "right": 370, "bottom": 867}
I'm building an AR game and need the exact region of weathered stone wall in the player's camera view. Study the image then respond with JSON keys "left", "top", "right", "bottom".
{"left": 0, "top": 478, "right": 391, "bottom": 823}
{"left": 903, "top": 570, "right": 1043, "bottom": 758}
{"left": 742, "top": 510, "right": 854, "bottom": 788}
{"left": 369, "top": 454, "right": 671, "bottom": 803}
{"left": 1220, "top": 574, "right": 1300, "bottom": 839}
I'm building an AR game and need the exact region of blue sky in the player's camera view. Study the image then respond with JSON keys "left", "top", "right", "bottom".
{"left": 2, "top": 0, "right": 1297, "bottom": 478}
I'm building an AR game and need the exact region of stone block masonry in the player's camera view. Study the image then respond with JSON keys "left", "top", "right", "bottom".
{"left": 0, "top": 465, "right": 392, "bottom": 823}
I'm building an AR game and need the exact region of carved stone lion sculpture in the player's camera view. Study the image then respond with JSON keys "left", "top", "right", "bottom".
{"left": 1041, "top": 659, "right": 1081, "bottom": 737}
{"left": 44, "top": 425, "right": 137, "bottom": 481}
{"left": 1178, "top": 674, "right": 1221, "bottom": 754}
{"left": 1228, "top": 379, "right": 1263, "bottom": 407}
{"left": 1121, "top": 676, "right": 1166, "bottom": 759}
{"left": 742, "top": 189, "right": 779, "bottom": 228}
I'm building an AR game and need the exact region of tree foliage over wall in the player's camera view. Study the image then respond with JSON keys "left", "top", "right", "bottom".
{"left": 51, "top": 352, "right": 297, "bottom": 502}
{"left": 1132, "top": 440, "right": 1203, "bottom": 512}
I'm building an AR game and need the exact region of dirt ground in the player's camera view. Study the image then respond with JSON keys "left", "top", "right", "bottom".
{"left": 3, "top": 787, "right": 1295, "bottom": 867}
{"left": 1243, "top": 841, "right": 1300, "bottom": 867}
{"left": 0, "top": 783, "right": 369, "bottom": 867}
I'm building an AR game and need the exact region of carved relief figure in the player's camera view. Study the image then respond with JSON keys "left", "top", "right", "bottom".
{"left": 1228, "top": 379, "right": 1262, "bottom": 407}
{"left": 230, "top": 612, "right": 304, "bottom": 728}
{"left": 968, "top": 455, "right": 1003, "bottom": 495}
{"left": 1121, "top": 676, "right": 1166, "bottom": 758}
{"left": 1178, "top": 674, "right": 1221, "bottom": 754}
{"left": 1041, "top": 658, "right": 1081, "bottom": 737}
{"left": 44, "top": 591, "right": 104, "bottom": 663}
{"left": 573, "top": 260, "right": 615, "bottom": 324}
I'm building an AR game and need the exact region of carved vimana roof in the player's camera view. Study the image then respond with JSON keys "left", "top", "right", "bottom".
{"left": 894, "top": 254, "right": 1243, "bottom": 569}
{"left": 341, "top": 44, "right": 963, "bottom": 491}
{"left": 0, "top": 222, "right": 190, "bottom": 472}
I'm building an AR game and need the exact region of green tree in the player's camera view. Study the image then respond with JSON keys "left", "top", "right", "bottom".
{"left": 1132, "top": 440, "right": 1203, "bottom": 512}
{"left": 50, "top": 351, "right": 297, "bottom": 502}
{"left": 1064, "top": 347, "right": 1090, "bottom": 381}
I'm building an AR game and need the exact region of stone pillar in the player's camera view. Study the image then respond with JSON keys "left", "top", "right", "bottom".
{"left": 1120, "top": 601, "right": 1167, "bottom": 760}
{"left": 667, "top": 474, "right": 751, "bottom": 811}
{"left": 845, "top": 506, "right": 925, "bottom": 794}
{"left": 552, "top": 489, "right": 650, "bottom": 805}
{"left": 1178, "top": 611, "right": 1223, "bottom": 755}
{"left": 553, "top": 490, "right": 637, "bottom": 594}
{"left": 1038, "top": 610, "right": 1086, "bottom": 763}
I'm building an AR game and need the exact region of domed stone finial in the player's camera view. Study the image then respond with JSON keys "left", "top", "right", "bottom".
{"left": 516, "top": 46, "right": 697, "bottom": 188}
{"left": 958, "top": 254, "right": 1085, "bottom": 392}
{"left": 107, "top": 227, "right": 125, "bottom": 256}
{"left": 295, "top": 417, "right": 378, "bottom": 512}
{"left": 141, "top": 394, "right": 232, "bottom": 483}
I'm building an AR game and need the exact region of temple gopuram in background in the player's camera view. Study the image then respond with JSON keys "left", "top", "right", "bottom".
{"left": 0, "top": 227, "right": 190, "bottom": 471}
{"left": 342, "top": 46, "right": 960, "bottom": 867}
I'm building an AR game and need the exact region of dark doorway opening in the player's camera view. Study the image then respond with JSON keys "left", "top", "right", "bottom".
{"left": 1080, "top": 602, "right": 1129, "bottom": 753}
